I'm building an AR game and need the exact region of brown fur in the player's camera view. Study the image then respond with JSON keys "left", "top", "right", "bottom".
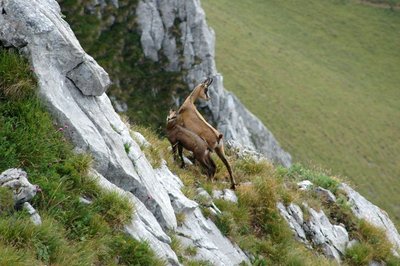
{"left": 166, "top": 110, "right": 216, "bottom": 180}
{"left": 177, "top": 78, "right": 236, "bottom": 189}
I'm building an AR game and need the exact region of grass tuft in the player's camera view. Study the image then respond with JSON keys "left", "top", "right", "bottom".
{"left": 345, "top": 242, "right": 373, "bottom": 265}
{"left": 0, "top": 187, "right": 15, "bottom": 214}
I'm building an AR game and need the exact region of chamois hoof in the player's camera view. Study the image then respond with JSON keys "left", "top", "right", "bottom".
{"left": 180, "top": 163, "right": 186, "bottom": 169}
{"left": 230, "top": 183, "right": 237, "bottom": 190}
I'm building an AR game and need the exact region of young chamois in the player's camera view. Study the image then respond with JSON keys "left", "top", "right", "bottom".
{"left": 166, "top": 110, "right": 216, "bottom": 180}
{"left": 177, "top": 78, "right": 237, "bottom": 189}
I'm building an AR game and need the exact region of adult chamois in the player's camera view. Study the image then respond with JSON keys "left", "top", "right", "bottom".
{"left": 166, "top": 110, "right": 216, "bottom": 180}
{"left": 177, "top": 78, "right": 237, "bottom": 189}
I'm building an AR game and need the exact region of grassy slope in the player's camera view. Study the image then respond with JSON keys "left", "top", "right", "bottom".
{"left": 202, "top": 0, "right": 400, "bottom": 225}
{"left": 0, "top": 49, "right": 163, "bottom": 265}
{"left": 135, "top": 123, "right": 400, "bottom": 265}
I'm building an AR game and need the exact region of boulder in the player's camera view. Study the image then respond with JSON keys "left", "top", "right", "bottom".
{"left": 297, "top": 180, "right": 313, "bottom": 191}
{"left": 0, "top": 169, "right": 41, "bottom": 208}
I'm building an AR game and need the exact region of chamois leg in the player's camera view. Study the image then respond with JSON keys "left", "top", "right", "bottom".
{"left": 206, "top": 153, "right": 216, "bottom": 181}
{"left": 215, "top": 146, "right": 236, "bottom": 190}
{"left": 198, "top": 154, "right": 214, "bottom": 182}
{"left": 171, "top": 142, "right": 178, "bottom": 161}
{"left": 178, "top": 144, "right": 185, "bottom": 168}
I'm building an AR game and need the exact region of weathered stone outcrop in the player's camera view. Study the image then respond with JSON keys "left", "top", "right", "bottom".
{"left": 0, "top": 169, "right": 40, "bottom": 208}
{"left": 340, "top": 183, "right": 400, "bottom": 253}
{"left": 136, "top": 0, "right": 292, "bottom": 167}
{"left": 279, "top": 180, "right": 400, "bottom": 262}
{"left": 0, "top": 169, "right": 42, "bottom": 225}
{"left": 0, "top": 0, "right": 249, "bottom": 264}
{"left": 277, "top": 202, "right": 349, "bottom": 263}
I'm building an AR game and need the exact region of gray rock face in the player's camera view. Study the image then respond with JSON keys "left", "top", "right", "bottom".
{"left": 340, "top": 183, "right": 400, "bottom": 253}
{"left": 66, "top": 55, "right": 111, "bottom": 96}
{"left": 0, "top": 1, "right": 250, "bottom": 264}
{"left": 92, "top": 169, "right": 180, "bottom": 266}
{"left": 277, "top": 202, "right": 349, "bottom": 262}
{"left": 212, "top": 189, "right": 238, "bottom": 204}
{"left": 136, "top": 0, "right": 292, "bottom": 167}
{"left": 305, "top": 207, "right": 349, "bottom": 261}
{"left": 0, "top": 169, "right": 40, "bottom": 207}
{"left": 315, "top": 186, "right": 337, "bottom": 203}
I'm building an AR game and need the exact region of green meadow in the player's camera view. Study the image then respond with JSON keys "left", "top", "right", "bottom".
{"left": 202, "top": 0, "right": 400, "bottom": 225}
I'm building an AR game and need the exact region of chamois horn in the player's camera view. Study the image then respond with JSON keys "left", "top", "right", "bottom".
{"left": 204, "top": 77, "right": 213, "bottom": 87}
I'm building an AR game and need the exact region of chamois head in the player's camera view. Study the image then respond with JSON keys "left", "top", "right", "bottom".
{"left": 166, "top": 109, "right": 178, "bottom": 124}
{"left": 196, "top": 78, "right": 213, "bottom": 101}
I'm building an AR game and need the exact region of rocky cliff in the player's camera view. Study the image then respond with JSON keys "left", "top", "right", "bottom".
{"left": 0, "top": 0, "right": 248, "bottom": 264}
{"left": 1, "top": 0, "right": 400, "bottom": 265}
{"left": 57, "top": 0, "right": 292, "bottom": 167}
{"left": 136, "top": 0, "right": 292, "bottom": 167}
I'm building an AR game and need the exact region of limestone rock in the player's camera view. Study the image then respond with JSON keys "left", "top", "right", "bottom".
{"left": 277, "top": 202, "right": 309, "bottom": 245}
{"left": 305, "top": 207, "right": 349, "bottom": 261}
{"left": 66, "top": 55, "right": 111, "bottom": 96}
{"left": 136, "top": 0, "right": 292, "bottom": 167}
{"left": 195, "top": 188, "right": 214, "bottom": 207}
{"left": 297, "top": 180, "right": 313, "bottom": 191}
{"left": 315, "top": 186, "right": 336, "bottom": 203}
{"left": 0, "top": 168, "right": 41, "bottom": 208}
{"left": 23, "top": 202, "right": 42, "bottom": 226}
{"left": 93, "top": 169, "right": 180, "bottom": 265}
{"left": 278, "top": 202, "right": 349, "bottom": 262}
{"left": 340, "top": 183, "right": 400, "bottom": 253}
{"left": 212, "top": 189, "right": 238, "bottom": 204}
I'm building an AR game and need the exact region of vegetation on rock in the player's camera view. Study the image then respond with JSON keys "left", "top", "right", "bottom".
{"left": 0, "top": 48, "right": 164, "bottom": 265}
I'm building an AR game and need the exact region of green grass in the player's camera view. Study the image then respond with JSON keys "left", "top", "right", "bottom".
{"left": 0, "top": 48, "right": 164, "bottom": 265}
{"left": 123, "top": 102, "right": 400, "bottom": 265}
{"left": 202, "top": 0, "right": 400, "bottom": 226}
